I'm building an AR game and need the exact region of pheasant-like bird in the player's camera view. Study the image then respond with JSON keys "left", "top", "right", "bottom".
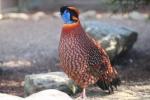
{"left": 59, "top": 6, "right": 120, "bottom": 99}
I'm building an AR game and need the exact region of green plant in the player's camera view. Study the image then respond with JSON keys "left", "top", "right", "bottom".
{"left": 110, "top": 0, "right": 150, "bottom": 12}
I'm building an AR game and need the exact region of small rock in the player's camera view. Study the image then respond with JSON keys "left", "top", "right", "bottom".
{"left": 111, "top": 14, "right": 124, "bottom": 20}
{"left": 0, "top": 14, "right": 3, "bottom": 20}
{"left": 2, "top": 60, "right": 31, "bottom": 67}
{"left": 80, "top": 10, "right": 97, "bottom": 20}
{"left": 32, "top": 12, "right": 47, "bottom": 21}
{"left": 3, "top": 13, "right": 29, "bottom": 20}
{"left": 25, "top": 89, "right": 73, "bottom": 100}
{"left": 52, "top": 11, "right": 60, "bottom": 18}
{"left": 24, "top": 72, "right": 80, "bottom": 96}
{"left": 0, "top": 93, "right": 23, "bottom": 100}
{"left": 128, "top": 11, "right": 149, "bottom": 20}
{"left": 129, "top": 59, "right": 133, "bottom": 63}
{"left": 96, "top": 13, "right": 102, "bottom": 19}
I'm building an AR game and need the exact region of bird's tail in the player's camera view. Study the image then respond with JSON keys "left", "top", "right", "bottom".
{"left": 96, "top": 67, "right": 121, "bottom": 93}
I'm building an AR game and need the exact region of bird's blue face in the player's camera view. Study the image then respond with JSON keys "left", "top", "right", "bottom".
{"left": 61, "top": 9, "right": 74, "bottom": 24}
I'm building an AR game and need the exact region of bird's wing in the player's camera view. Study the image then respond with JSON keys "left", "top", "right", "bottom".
{"left": 87, "top": 38, "right": 111, "bottom": 77}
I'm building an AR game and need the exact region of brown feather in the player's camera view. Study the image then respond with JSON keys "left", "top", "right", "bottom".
{"left": 59, "top": 7, "right": 120, "bottom": 91}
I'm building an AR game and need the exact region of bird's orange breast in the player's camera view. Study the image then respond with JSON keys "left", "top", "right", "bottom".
{"left": 61, "top": 21, "right": 81, "bottom": 33}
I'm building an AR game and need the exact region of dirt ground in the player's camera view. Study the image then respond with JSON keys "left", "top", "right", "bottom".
{"left": 0, "top": 12, "right": 150, "bottom": 99}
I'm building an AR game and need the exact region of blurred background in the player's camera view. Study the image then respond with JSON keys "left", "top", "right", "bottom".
{"left": 0, "top": 0, "right": 150, "bottom": 98}
{"left": 0, "top": 0, "right": 150, "bottom": 13}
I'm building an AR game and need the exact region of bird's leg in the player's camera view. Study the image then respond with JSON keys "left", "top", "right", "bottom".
{"left": 81, "top": 88, "right": 87, "bottom": 100}
{"left": 108, "top": 85, "right": 114, "bottom": 94}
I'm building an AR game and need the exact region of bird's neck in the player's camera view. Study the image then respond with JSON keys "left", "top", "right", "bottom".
{"left": 62, "top": 21, "right": 84, "bottom": 35}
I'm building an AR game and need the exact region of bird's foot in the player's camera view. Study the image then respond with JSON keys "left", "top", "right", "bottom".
{"left": 80, "top": 94, "right": 87, "bottom": 100}
{"left": 108, "top": 86, "right": 114, "bottom": 94}
{"left": 76, "top": 95, "right": 87, "bottom": 100}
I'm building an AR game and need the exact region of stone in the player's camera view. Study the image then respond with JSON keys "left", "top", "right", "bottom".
{"left": 24, "top": 72, "right": 81, "bottom": 96}
{"left": 31, "top": 12, "right": 47, "bottom": 21}
{"left": 0, "top": 14, "right": 3, "bottom": 20}
{"left": 3, "top": 13, "right": 29, "bottom": 20}
{"left": 52, "top": 12, "right": 60, "bottom": 18}
{"left": 111, "top": 14, "right": 124, "bottom": 20}
{"left": 128, "top": 11, "right": 149, "bottom": 20}
{"left": 25, "top": 89, "right": 73, "bottom": 100}
{"left": 0, "top": 93, "right": 23, "bottom": 100}
{"left": 82, "top": 20, "right": 138, "bottom": 60}
{"left": 80, "top": 10, "right": 97, "bottom": 20}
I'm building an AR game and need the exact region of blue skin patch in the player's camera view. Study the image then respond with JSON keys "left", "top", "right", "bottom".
{"left": 61, "top": 10, "right": 74, "bottom": 24}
